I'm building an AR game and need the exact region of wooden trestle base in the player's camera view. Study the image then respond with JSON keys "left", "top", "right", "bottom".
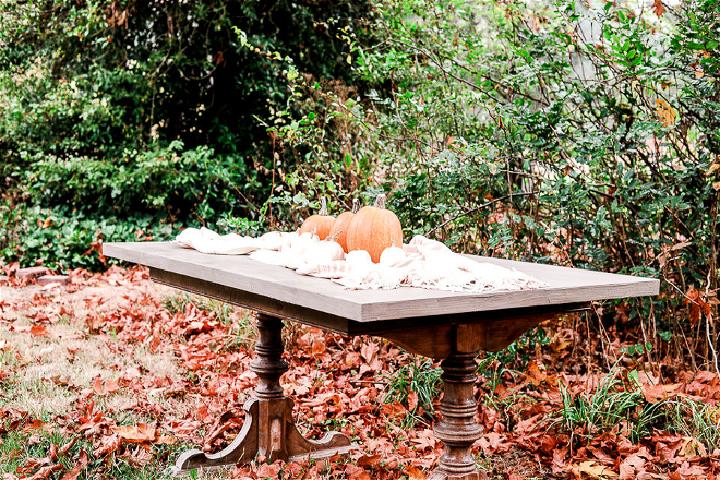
{"left": 172, "top": 312, "right": 491, "bottom": 479}
{"left": 171, "top": 314, "right": 354, "bottom": 476}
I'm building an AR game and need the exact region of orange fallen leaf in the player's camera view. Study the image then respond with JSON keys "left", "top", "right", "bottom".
{"left": 653, "top": 0, "right": 664, "bottom": 16}
{"left": 348, "top": 469, "right": 371, "bottom": 480}
{"left": 31, "top": 325, "right": 48, "bottom": 337}
{"left": 643, "top": 383, "right": 684, "bottom": 403}
{"left": 405, "top": 465, "right": 426, "bottom": 479}
{"left": 93, "top": 434, "right": 121, "bottom": 457}
{"left": 526, "top": 360, "right": 548, "bottom": 385}
{"left": 574, "top": 460, "right": 618, "bottom": 479}
{"left": 92, "top": 377, "right": 120, "bottom": 396}
{"left": 407, "top": 391, "right": 419, "bottom": 411}
{"left": 61, "top": 450, "right": 88, "bottom": 480}
{"left": 256, "top": 462, "right": 282, "bottom": 477}
{"left": 114, "top": 423, "right": 156, "bottom": 444}
{"left": 28, "top": 464, "right": 63, "bottom": 480}
{"left": 357, "top": 454, "right": 382, "bottom": 468}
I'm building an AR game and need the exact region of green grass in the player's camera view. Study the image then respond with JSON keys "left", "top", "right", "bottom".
{"left": 555, "top": 369, "right": 666, "bottom": 445}
{"left": 0, "top": 429, "right": 188, "bottom": 480}
{"left": 666, "top": 397, "right": 720, "bottom": 451}
{"left": 554, "top": 367, "right": 720, "bottom": 452}
{"left": 163, "top": 293, "right": 234, "bottom": 324}
{"left": 384, "top": 359, "right": 442, "bottom": 428}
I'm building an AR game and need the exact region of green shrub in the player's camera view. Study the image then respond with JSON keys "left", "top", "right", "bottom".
{"left": 0, "top": 203, "right": 176, "bottom": 270}
{"left": 22, "top": 141, "right": 249, "bottom": 219}
{"left": 266, "top": 0, "right": 719, "bottom": 364}
{"left": 0, "top": 0, "right": 369, "bottom": 268}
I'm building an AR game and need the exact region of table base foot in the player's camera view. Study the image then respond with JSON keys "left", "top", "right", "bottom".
{"left": 428, "top": 470, "right": 487, "bottom": 480}
{"left": 170, "top": 396, "right": 352, "bottom": 476}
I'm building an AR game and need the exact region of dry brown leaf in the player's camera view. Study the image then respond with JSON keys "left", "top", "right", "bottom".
{"left": 407, "top": 391, "right": 419, "bottom": 411}
{"left": 61, "top": 450, "right": 88, "bottom": 480}
{"left": 643, "top": 383, "right": 684, "bottom": 403}
{"left": 92, "top": 377, "right": 120, "bottom": 396}
{"left": 30, "top": 325, "right": 48, "bottom": 337}
{"left": 255, "top": 463, "right": 282, "bottom": 478}
{"left": 575, "top": 460, "right": 619, "bottom": 479}
{"left": 405, "top": 465, "right": 426, "bottom": 479}
{"left": 27, "top": 465, "right": 63, "bottom": 480}
{"left": 653, "top": 0, "right": 664, "bottom": 16}
{"left": 656, "top": 99, "right": 676, "bottom": 128}
{"left": 114, "top": 423, "right": 156, "bottom": 444}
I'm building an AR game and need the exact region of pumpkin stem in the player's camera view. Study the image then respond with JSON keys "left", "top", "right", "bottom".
{"left": 351, "top": 198, "right": 360, "bottom": 214}
{"left": 319, "top": 197, "right": 328, "bottom": 216}
{"left": 374, "top": 193, "right": 387, "bottom": 209}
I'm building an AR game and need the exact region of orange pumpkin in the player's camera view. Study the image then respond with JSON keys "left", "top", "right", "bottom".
{"left": 328, "top": 199, "right": 360, "bottom": 253}
{"left": 298, "top": 198, "right": 335, "bottom": 240}
{"left": 346, "top": 194, "right": 403, "bottom": 263}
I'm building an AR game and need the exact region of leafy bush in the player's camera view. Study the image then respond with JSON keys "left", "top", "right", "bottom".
{"left": 0, "top": 203, "right": 176, "bottom": 270}
{"left": 0, "top": 0, "right": 369, "bottom": 269}
{"left": 22, "top": 141, "right": 248, "bottom": 219}
{"left": 267, "top": 0, "right": 719, "bottom": 366}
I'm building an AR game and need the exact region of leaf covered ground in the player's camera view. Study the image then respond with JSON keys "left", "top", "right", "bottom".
{"left": 0, "top": 267, "right": 718, "bottom": 479}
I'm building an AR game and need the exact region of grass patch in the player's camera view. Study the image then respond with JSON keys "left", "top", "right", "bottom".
{"left": 164, "top": 292, "right": 255, "bottom": 350}
{"left": 555, "top": 367, "right": 720, "bottom": 452}
{"left": 666, "top": 397, "right": 720, "bottom": 452}
{"left": 384, "top": 359, "right": 442, "bottom": 428}
{"left": 0, "top": 429, "right": 191, "bottom": 480}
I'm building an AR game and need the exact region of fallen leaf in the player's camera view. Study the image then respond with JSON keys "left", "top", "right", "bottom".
{"left": 656, "top": 99, "right": 676, "bottom": 128}
{"left": 405, "top": 465, "right": 426, "bottom": 479}
{"left": 575, "top": 460, "right": 618, "bottom": 479}
{"left": 92, "top": 377, "right": 120, "bottom": 396}
{"left": 30, "top": 325, "right": 48, "bottom": 337}
{"left": 255, "top": 462, "right": 282, "bottom": 477}
{"left": 357, "top": 454, "right": 382, "bottom": 468}
{"left": 27, "top": 465, "right": 63, "bottom": 480}
{"left": 407, "top": 391, "right": 419, "bottom": 411}
{"left": 93, "top": 435, "right": 120, "bottom": 457}
{"left": 653, "top": 0, "right": 664, "bottom": 16}
{"left": 61, "top": 450, "right": 88, "bottom": 480}
{"left": 114, "top": 423, "right": 156, "bottom": 444}
{"left": 643, "top": 383, "right": 684, "bottom": 403}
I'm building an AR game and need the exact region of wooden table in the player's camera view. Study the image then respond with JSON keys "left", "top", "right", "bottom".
{"left": 105, "top": 241, "right": 659, "bottom": 479}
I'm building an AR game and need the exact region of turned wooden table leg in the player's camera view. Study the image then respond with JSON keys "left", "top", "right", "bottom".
{"left": 172, "top": 313, "right": 352, "bottom": 475}
{"left": 429, "top": 351, "right": 485, "bottom": 480}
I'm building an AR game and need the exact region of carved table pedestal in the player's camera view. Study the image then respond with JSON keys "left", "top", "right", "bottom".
{"left": 171, "top": 314, "right": 352, "bottom": 474}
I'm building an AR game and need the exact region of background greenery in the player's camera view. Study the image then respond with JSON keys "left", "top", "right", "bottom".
{"left": 1, "top": 0, "right": 718, "bottom": 367}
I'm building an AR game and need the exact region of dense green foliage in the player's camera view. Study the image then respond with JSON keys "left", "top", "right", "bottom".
{"left": 0, "top": 0, "right": 367, "bottom": 267}
{"left": 1, "top": 1, "right": 718, "bottom": 365}
{"left": 273, "top": 0, "right": 720, "bottom": 364}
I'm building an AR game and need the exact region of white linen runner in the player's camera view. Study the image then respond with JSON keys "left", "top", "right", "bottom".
{"left": 175, "top": 227, "right": 545, "bottom": 292}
